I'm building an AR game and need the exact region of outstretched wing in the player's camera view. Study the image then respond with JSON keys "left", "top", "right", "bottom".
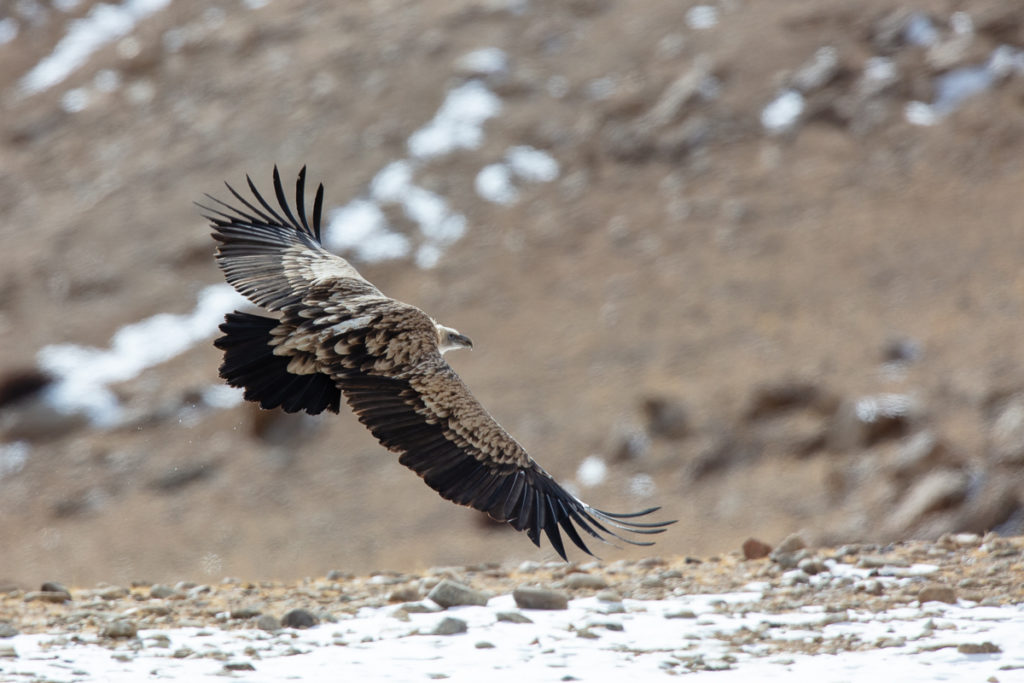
{"left": 325, "top": 344, "right": 674, "bottom": 560}
{"left": 199, "top": 166, "right": 382, "bottom": 311}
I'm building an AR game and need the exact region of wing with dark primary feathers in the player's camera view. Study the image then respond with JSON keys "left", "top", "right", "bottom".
{"left": 201, "top": 166, "right": 675, "bottom": 560}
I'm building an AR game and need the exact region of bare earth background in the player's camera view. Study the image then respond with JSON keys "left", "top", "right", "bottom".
{"left": 2, "top": 0, "right": 1024, "bottom": 587}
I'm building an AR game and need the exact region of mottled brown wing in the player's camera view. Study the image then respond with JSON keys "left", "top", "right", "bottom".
{"left": 320, "top": 336, "right": 673, "bottom": 560}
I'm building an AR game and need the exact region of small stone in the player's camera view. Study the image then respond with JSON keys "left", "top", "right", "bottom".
{"left": 400, "top": 602, "right": 442, "bottom": 614}
{"left": 858, "top": 555, "right": 909, "bottom": 569}
{"left": 256, "top": 615, "right": 281, "bottom": 632}
{"left": 595, "top": 590, "right": 621, "bottom": 602}
{"left": 489, "top": 612, "right": 532, "bottom": 627}
{"left": 513, "top": 587, "right": 568, "bottom": 610}
{"left": 564, "top": 573, "right": 608, "bottom": 590}
{"left": 957, "top": 642, "right": 1001, "bottom": 655}
{"left": 172, "top": 647, "right": 194, "bottom": 659}
{"left": 149, "top": 584, "right": 180, "bottom": 600}
{"left": 517, "top": 561, "right": 541, "bottom": 574}
{"left": 224, "top": 662, "right": 257, "bottom": 672}
{"left": 782, "top": 569, "right": 810, "bottom": 586}
{"left": 953, "top": 533, "right": 981, "bottom": 548}
{"left": 798, "top": 558, "right": 827, "bottom": 575}
{"left": 326, "top": 569, "right": 350, "bottom": 581}
{"left": 388, "top": 585, "right": 421, "bottom": 603}
{"left": 773, "top": 533, "right": 808, "bottom": 555}
{"left": 281, "top": 609, "right": 318, "bottom": 629}
{"left": 666, "top": 609, "right": 696, "bottom": 619}
{"left": 427, "top": 579, "right": 488, "bottom": 608}
{"left": 101, "top": 620, "right": 138, "bottom": 639}
{"left": 575, "top": 627, "right": 600, "bottom": 639}
{"left": 475, "top": 641, "right": 495, "bottom": 649}
{"left": 25, "top": 590, "right": 71, "bottom": 603}
{"left": 0, "top": 645, "right": 16, "bottom": 658}
{"left": 430, "top": 617, "right": 468, "bottom": 636}
{"left": 742, "top": 538, "right": 772, "bottom": 560}
{"left": 919, "top": 585, "right": 956, "bottom": 604}
{"left": 97, "top": 585, "right": 129, "bottom": 600}
{"left": 641, "top": 396, "right": 689, "bottom": 440}
{"left": 230, "top": 606, "right": 262, "bottom": 619}
{"left": 0, "top": 623, "right": 19, "bottom": 638}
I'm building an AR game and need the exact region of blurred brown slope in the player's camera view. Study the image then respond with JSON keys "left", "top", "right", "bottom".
{"left": 1, "top": 0, "right": 1024, "bottom": 585}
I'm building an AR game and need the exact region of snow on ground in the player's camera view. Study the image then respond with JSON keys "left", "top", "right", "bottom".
{"left": 2, "top": 590, "right": 1021, "bottom": 682}
{"left": 35, "top": 284, "right": 246, "bottom": 428}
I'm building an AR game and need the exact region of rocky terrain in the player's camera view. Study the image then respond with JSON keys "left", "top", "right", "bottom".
{"left": 2, "top": 0, "right": 1024, "bottom": 587}
{"left": 2, "top": 533, "right": 1024, "bottom": 680}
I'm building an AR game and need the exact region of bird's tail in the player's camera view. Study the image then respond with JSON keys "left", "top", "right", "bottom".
{"left": 215, "top": 311, "right": 341, "bottom": 415}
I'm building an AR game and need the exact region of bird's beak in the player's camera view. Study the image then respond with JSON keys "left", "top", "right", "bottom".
{"left": 453, "top": 333, "right": 473, "bottom": 350}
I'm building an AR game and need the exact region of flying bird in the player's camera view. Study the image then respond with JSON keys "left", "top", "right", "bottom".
{"left": 200, "top": 167, "right": 674, "bottom": 560}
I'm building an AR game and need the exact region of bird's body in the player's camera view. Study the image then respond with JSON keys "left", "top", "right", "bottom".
{"left": 201, "top": 167, "right": 672, "bottom": 559}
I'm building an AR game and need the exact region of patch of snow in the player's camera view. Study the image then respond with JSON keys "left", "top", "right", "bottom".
{"left": 0, "top": 441, "right": 29, "bottom": 480}
{"left": 505, "top": 146, "right": 559, "bottom": 183}
{"left": 19, "top": 0, "right": 172, "bottom": 95}
{"left": 200, "top": 384, "right": 244, "bottom": 410}
{"left": 761, "top": 90, "right": 804, "bottom": 133}
{"left": 5, "top": 594, "right": 1024, "bottom": 681}
{"left": 0, "top": 17, "right": 19, "bottom": 45}
{"left": 60, "top": 86, "right": 90, "bottom": 113}
{"left": 475, "top": 163, "right": 517, "bottom": 205}
{"left": 36, "top": 284, "right": 246, "bottom": 428}
{"left": 475, "top": 146, "right": 560, "bottom": 205}
{"left": 455, "top": 47, "right": 509, "bottom": 76}
{"left": 407, "top": 80, "right": 502, "bottom": 159}
{"left": 907, "top": 46, "right": 1024, "bottom": 125}
{"left": 903, "top": 13, "right": 938, "bottom": 47}
{"left": 576, "top": 456, "right": 608, "bottom": 487}
{"left": 686, "top": 5, "right": 718, "bottom": 30}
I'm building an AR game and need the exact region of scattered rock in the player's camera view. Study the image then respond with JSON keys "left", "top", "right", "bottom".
{"left": 513, "top": 586, "right": 569, "bottom": 610}
{"left": 496, "top": 611, "right": 533, "bottom": 624}
{"left": 281, "top": 609, "right": 318, "bottom": 629}
{"left": 40, "top": 582, "right": 68, "bottom": 594}
{"left": 988, "top": 396, "right": 1024, "bottom": 464}
{"left": 744, "top": 380, "right": 833, "bottom": 420}
{"left": 96, "top": 585, "right": 128, "bottom": 600}
{"left": 742, "top": 538, "right": 773, "bottom": 560}
{"left": 24, "top": 590, "right": 71, "bottom": 603}
{"left": 918, "top": 584, "right": 956, "bottom": 604}
{"left": 256, "top": 614, "right": 281, "bottom": 632}
{"left": 427, "top": 579, "right": 489, "bottom": 608}
{"left": 957, "top": 641, "right": 1001, "bottom": 654}
{"left": 886, "top": 469, "right": 969, "bottom": 534}
{"left": 229, "top": 606, "right": 262, "bottom": 619}
{"left": 388, "top": 584, "right": 421, "bottom": 603}
{"left": 641, "top": 396, "right": 690, "bottom": 440}
{"left": 0, "top": 623, "right": 18, "bottom": 638}
{"left": 224, "top": 662, "right": 257, "bottom": 672}
{"left": 563, "top": 573, "right": 609, "bottom": 590}
{"left": 101, "top": 620, "right": 138, "bottom": 639}
{"left": 829, "top": 394, "right": 920, "bottom": 451}
{"left": 666, "top": 609, "right": 697, "bottom": 619}
{"left": 430, "top": 616, "right": 468, "bottom": 636}
{"left": 791, "top": 46, "right": 842, "bottom": 93}
{"left": 149, "top": 584, "right": 182, "bottom": 600}
{"left": 475, "top": 640, "right": 495, "bottom": 649}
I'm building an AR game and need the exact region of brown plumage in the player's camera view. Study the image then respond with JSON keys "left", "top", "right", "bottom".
{"left": 199, "top": 167, "right": 674, "bottom": 560}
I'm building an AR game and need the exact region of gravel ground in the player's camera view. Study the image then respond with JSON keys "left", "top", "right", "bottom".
{"left": 2, "top": 534, "right": 1023, "bottom": 680}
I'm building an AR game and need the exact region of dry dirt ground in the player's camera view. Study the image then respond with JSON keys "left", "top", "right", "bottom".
{"left": 2, "top": 0, "right": 1024, "bottom": 587}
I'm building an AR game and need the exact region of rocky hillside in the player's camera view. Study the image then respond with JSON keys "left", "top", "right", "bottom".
{"left": 1, "top": 0, "right": 1024, "bottom": 585}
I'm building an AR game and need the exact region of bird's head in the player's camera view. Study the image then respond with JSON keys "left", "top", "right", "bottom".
{"left": 436, "top": 324, "right": 473, "bottom": 354}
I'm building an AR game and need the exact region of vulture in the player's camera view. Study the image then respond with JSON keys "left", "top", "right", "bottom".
{"left": 200, "top": 167, "right": 674, "bottom": 559}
